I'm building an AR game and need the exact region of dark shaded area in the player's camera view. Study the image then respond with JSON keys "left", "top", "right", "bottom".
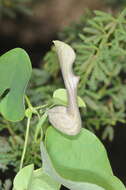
{"left": 61, "top": 185, "right": 70, "bottom": 190}
{"left": 105, "top": 125, "right": 126, "bottom": 184}
{"left": 95, "top": 123, "right": 126, "bottom": 185}
{"left": 0, "top": 88, "right": 10, "bottom": 101}
{"left": 0, "top": 34, "right": 57, "bottom": 67}
{"left": 0, "top": 166, "right": 15, "bottom": 182}
{"left": 0, "top": 166, "right": 15, "bottom": 189}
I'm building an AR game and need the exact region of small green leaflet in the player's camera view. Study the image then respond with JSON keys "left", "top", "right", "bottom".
{"left": 53, "top": 88, "right": 86, "bottom": 107}
{"left": 0, "top": 48, "right": 32, "bottom": 121}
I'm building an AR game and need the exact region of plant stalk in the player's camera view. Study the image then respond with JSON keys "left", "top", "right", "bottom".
{"left": 19, "top": 116, "right": 31, "bottom": 170}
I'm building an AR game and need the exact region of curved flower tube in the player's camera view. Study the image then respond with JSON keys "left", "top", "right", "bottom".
{"left": 48, "top": 41, "right": 82, "bottom": 135}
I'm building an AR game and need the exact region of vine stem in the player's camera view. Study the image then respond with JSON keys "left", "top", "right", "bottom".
{"left": 19, "top": 115, "right": 31, "bottom": 170}
{"left": 25, "top": 95, "right": 32, "bottom": 108}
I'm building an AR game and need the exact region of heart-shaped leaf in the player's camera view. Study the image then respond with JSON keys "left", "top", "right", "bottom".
{"left": 53, "top": 88, "right": 86, "bottom": 107}
{"left": 0, "top": 48, "right": 32, "bottom": 121}
{"left": 44, "top": 127, "right": 125, "bottom": 190}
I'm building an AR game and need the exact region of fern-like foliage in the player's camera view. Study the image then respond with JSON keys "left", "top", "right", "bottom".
{"left": 43, "top": 9, "right": 126, "bottom": 141}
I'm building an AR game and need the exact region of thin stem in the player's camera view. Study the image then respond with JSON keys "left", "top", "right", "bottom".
{"left": 25, "top": 95, "right": 40, "bottom": 119}
{"left": 35, "top": 104, "right": 49, "bottom": 110}
{"left": 34, "top": 112, "right": 47, "bottom": 142}
{"left": 19, "top": 116, "right": 31, "bottom": 170}
{"left": 25, "top": 95, "right": 32, "bottom": 108}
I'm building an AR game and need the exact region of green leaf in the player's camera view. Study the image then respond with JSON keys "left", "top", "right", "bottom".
{"left": 44, "top": 127, "right": 125, "bottom": 190}
{"left": 0, "top": 48, "right": 32, "bottom": 121}
{"left": 13, "top": 165, "right": 60, "bottom": 190}
{"left": 53, "top": 88, "right": 86, "bottom": 107}
{"left": 31, "top": 168, "right": 61, "bottom": 190}
{"left": 84, "top": 96, "right": 99, "bottom": 110}
{"left": 40, "top": 142, "right": 105, "bottom": 190}
{"left": 13, "top": 164, "right": 34, "bottom": 190}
